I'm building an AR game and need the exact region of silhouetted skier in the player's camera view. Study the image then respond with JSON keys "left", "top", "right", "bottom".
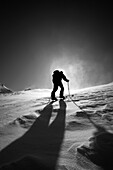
{"left": 51, "top": 70, "right": 69, "bottom": 100}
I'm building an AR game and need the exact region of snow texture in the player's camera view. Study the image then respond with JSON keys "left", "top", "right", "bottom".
{"left": 0, "top": 83, "right": 113, "bottom": 169}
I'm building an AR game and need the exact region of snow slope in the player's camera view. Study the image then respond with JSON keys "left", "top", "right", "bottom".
{"left": 0, "top": 83, "right": 113, "bottom": 169}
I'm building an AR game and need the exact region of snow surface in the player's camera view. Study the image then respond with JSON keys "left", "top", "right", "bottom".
{"left": 0, "top": 84, "right": 113, "bottom": 169}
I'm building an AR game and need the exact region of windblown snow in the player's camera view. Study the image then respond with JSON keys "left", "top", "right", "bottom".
{"left": 0, "top": 83, "right": 113, "bottom": 170}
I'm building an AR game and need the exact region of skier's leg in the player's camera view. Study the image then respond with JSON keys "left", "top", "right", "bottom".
{"left": 51, "top": 84, "right": 58, "bottom": 100}
{"left": 59, "top": 83, "right": 64, "bottom": 98}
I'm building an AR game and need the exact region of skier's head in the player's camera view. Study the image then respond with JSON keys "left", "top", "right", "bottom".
{"left": 53, "top": 70, "right": 60, "bottom": 75}
{"left": 53, "top": 70, "right": 59, "bottom": 73}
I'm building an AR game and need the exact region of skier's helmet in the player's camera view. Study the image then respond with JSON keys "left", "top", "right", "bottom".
{"left": 53, "top": 70, "right": 59, "bottom": 74}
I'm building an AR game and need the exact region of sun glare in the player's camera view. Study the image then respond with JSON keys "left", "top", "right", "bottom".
{"left": 50, "top": 55, "right": 86, "bottom": 92}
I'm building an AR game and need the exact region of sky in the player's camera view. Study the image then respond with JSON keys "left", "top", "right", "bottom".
{"left": 1, "top": 1, "right": 113, "bottom": 91}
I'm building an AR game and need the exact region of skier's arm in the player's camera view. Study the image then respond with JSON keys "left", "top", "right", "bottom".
{"left": 62, "top": 74, "right": 69, "bottom": 82}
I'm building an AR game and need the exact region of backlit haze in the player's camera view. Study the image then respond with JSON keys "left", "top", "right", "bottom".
{"left": 1, "top": 1, "right": 113, "bottom": 91}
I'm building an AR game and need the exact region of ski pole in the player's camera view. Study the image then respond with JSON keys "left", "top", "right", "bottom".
{"left": 67, "top": 82, "right": 81, "bottom": 108}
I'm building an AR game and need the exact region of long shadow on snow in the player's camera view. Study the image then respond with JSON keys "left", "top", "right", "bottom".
{"left": 78, "top": 113, "right": 113, "bottom": 170}
{"left": 0, "top": 99, "right": 66, "bottom": 170}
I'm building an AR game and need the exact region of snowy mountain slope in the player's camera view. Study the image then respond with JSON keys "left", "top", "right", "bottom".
{"left": 0, "top": 83, "right": 113, "bottom": 169}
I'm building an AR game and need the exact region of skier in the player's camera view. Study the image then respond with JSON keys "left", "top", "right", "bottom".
{"left": 51, "top": 70, "right": 69, "bottom": 100}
